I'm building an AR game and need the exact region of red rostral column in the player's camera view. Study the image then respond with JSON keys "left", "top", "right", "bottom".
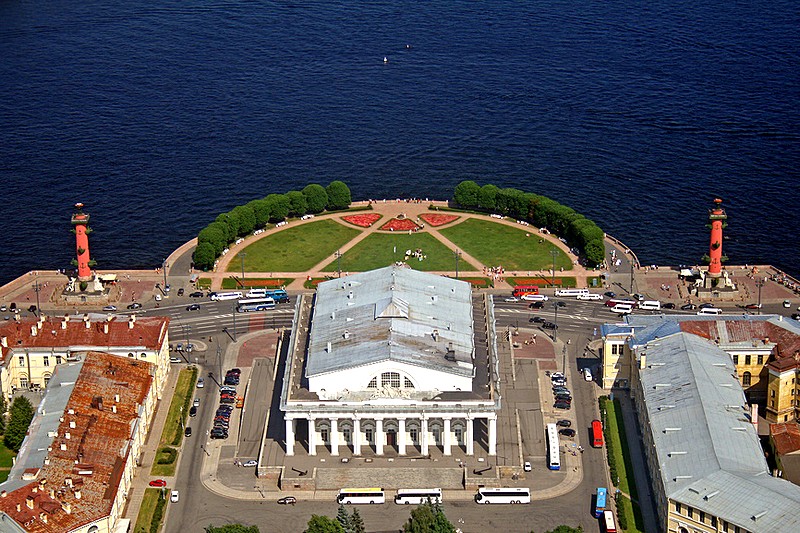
{"left": 707, "top": 198, "right": 727, "bottom": 278}
{"left": 71, "top": 203, "right": 92, "bottom": 281}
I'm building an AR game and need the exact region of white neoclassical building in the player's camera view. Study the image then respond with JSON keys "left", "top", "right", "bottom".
{"left": 280, "top": 266, "right": 499, "bottom": 457}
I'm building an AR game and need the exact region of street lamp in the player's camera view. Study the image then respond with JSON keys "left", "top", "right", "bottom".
{"left": 755, "top": 277, "right": 765, "bottom": 315}
{"left": 550, "top": 249, "right": 559, "bottom": 288}
{"left": 453, "top": 249, "right": 462, "bottom": 279}
{"left": 231, "top": 302, "right": 237, "bottom": 342}
{"left": 238, "top": 252, "right": 247, "bottom": 286}
{"left": 553, "top": 301, "right": 559, "bottom": 343}
{"left": 32, "top": 279, "right": 42, "bottom": 316}
{"left": 335, "top": 250, "right": 342, "bottom": 278}
{"left": 162, "top": 258, "right": 168, "bottom": 291}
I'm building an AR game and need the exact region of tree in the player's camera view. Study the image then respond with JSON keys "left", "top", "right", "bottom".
{"left": 197, "top": 224, "right": 227, "bottom": 255}
{"left": 453, "top": 180, "right": 480, "bottom": 208}
{"left": 478, "top": 184, "right": 499, "bottom": 211}
{"left": 215, "top": 212, "right": 240, "bottom": 243}
{"left": 205, "top": 525, "right": 260, "bottom": 533}
{"left": 534, "top": 526, "right": 583, "bottom": 533}
{"left": 5, "top": 396, "right": 34, "bottom": 452}
{"left": 326, "top": 181, "right": 352, "bottom": 210}
{"left": 584, "top": 239, "right": 606, "bottom": 267}
{"left": 305, "top": 515, "right": 345, "bottom": 533}
{"left": 0, "top": 394, "right": 7, "bottom": 435}
{"left": 336, "top": 505, "right": 351, "bottom": 531}
{"left": 349, "top": 508, "right": 365, "bottom": 533}
{"left": 231, "top": 205, "right": 256, "bottom": 236}
{"left": 403, "top": 501, "right": 456, "bottom": 533}
{"left": 248, "top": 199, "right": 272, "bottom": 228}
{"left": 265, "top": 194, "right": 290, "bottom": 222}
{"left": 193, "top": 242, "right": 217, "bottom": 271}
{"left": 303, "top": 183, "right": 328, "bottom": 213}
{"left": 286, "top": 190, "right": 309, "bottom": 217}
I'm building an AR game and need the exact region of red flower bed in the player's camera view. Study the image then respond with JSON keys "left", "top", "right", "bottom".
{"left": 341, "top": 213, "right": 382, "bottom": 228}
{"left": 380, "top": 218, "right": 421, "bottom": 231}
{"left": 419, "top": 213, "right": 460, "bottom": 227}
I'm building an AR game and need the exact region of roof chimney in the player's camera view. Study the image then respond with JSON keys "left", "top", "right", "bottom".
{"left": 343, "top": 330, "right": 350, "bottom": 339}
{"left": 128, "top": 315, "right": 136, "bottom": 329}
{"left": 639, "top": 353, "right": 647, "bottom": 369}
{"left": 326, "top": 342, "right": 332, "bottom": 353}
{"left": 74, "top": 489, "right": 81, "bottom": 500}
{"left": 26, "top": 495, "right": 34, "bottom": 509}
{"left": 103, "top": 322, "right": 109, "bottom": 334}
{"left": 61, "top": 318, "right": 67, "bottom": 330}
{"left": 31, "top": 325, "right": 38, "bottom": 337}
{"left": 85, "top": 319, "right": 91, "bottom": 329}
{"left": 112, "top": 405, "right": 117, "bottom": 414}
{"left": 0, "top": 336, "right": 6, "bottom": 348}
{"left": 62, "top": 501, "right": 71, "bottom": 514}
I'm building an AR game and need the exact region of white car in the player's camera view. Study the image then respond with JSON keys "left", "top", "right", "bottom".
{"left": 576, "top": 293, "right": 602, "bottom": 301}
{"left": 523, "top": 461, "right": 532, "bottom": 472}
{"left": 170, "top": 490, "right": 179, "bottom": 503}
{"left": 583, "top": 368, "right": 593, "bottom": 382}
{"left": 193, "top": 398, "right": 200, "bottom": 407}
{"left": 242, "top": 460, "right": 258, "bottom": 467}
{"left": 196, "top": 378, "right": 204, "bottom": 388}
{"left": 504, "top": 297, "right": 519, "bottom": 302}
{"left": 521, "top": 294, "right": 549, "bottom": 302}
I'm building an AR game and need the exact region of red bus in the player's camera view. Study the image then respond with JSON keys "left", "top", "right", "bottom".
{"left": 592, "top": 420, "right": 604, "bottom": 448}
{"left": 602, "top": 510, "right": 617, "bottom": 532}
{"left": 513, "top": 285, "right": 539, "bottom": 297}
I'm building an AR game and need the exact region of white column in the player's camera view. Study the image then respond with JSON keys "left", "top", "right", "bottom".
{"left": 375, "top": 418, "right": 384, "bottom": 455}
{"left": 421, "top": 417, "right": 429, "bottom": 455}
{"left": 353, "top": 417, "right": 361, "bottom": 455}
{"left": 488, "top": 416, "right": 497, "bottom": 456}
{"left": 398, "top": 418, "right": 407, "bottom": 455}
{"left": 466, "top": 416, "right": 474, "bottom": 456}
{"left": 308, "top": 418, "right": 317, "bottom": 456}
{"left": 443, "top": 417, "right": 452, "bottom": 456}
{"left": 330, "top": 418, "right": 339, "bottom": 456}
{"left": 285, "top": 419, "right": 295, "bottom": 456}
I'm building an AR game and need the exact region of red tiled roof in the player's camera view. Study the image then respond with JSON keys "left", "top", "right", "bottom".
{"left": 771, "top": 422, "right": 800, "bottom": 455}
{"left": 0, "top": 315, "right": 168, "bottom": 363}
{"left": 0, "top": 351, "right": 155, "bottom": 532}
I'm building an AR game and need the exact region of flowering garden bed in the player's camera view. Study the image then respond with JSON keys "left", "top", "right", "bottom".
{"left": 419, "top": 213, "right": 460, "bottom": 227}
{"left": 380, "top": 218, "right": 421, "bottom": 231}
{"left": 222, "top": 277, "right": 292, "bottom": 289}
{"left": 341, "top": 213, "right": 382, "bottom": 228}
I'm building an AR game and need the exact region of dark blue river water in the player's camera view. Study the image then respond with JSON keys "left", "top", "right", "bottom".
{"left": 1, "top": 1, "right": 798, "bottom": 283}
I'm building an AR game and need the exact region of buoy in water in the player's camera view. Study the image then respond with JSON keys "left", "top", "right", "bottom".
{"left": 384, "top": 56, "right": 388, "bottom": 63}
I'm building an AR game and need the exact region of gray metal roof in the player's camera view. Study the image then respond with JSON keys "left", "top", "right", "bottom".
{"left": 636, "top": 330, "right": 800, "bottom": 532}
{"left": 0, "top": 360, "right": 83, "bottom": 493}
{"left": 306, "top": 266, "right": 474, "bottom": 379}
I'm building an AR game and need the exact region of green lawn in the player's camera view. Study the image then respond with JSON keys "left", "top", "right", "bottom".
{"left": 604, "top": 398, "right": 646, "bottom": 532}
{"left": 232, "top": 219, "right": 361, "bottom": 272}
{"left": 321, "top": 233, "right": 478, "bottom": 272}
{"left": 439, "top": 219, "right": 572, "bottom": 271}
{"left": 134, "top": 488, "right": 166, "bottom": 533}
{"left": 0, "top": 440, "right": 16, "bottom": 468}
{"left": 151, "top": 368, "right": 196, "bottom": 477}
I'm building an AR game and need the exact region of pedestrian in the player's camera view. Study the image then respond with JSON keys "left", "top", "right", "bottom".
{"left": 532, "top": 334, "right": 537, "bottom": 344}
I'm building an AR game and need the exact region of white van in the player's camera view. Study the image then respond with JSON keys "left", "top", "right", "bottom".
{"left": 697, "top": 307, "right": 723, "bottom": 315}
{"left": 246, "top": 288, "right": 267, "bottom": 298}
{"left": 640, "top": 300, "right": 661, "bottom": 311}
{"left": 554, "top": 288, "right": 590, "bottom": 297}
{"left": 583, "top": 368, "right": 593, "bottom": 382}
{"left": 611, "top": 303, "right": 633, "bottom": 315}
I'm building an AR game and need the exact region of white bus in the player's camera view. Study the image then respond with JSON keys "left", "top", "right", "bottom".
{"left": 474, "top": 487, "right": 531, "bottom": 504}
{"left": 554, "top": 288, "right": 590, "bottom": 297}
{"left": 394, "top": 488, "right": 443, "bottom": 505}
{"left": 336, "top": 488, "right": 385, "bottom": 505}
{"left": 210, "top": 291, "right": 243, "bottom": 301}
{"left": 546, "top": 423, "right": 561, "bottom": 470}
{"left": 602, "top": 510, "right": 617, "bottom": 532}
{"left": 236, "top": 297, "right": 276, "bottom": 312}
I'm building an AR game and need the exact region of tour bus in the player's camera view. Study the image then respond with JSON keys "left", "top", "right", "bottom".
{"left": 546, "top": 423, "right": 561, "bottom": 470}
{"left": 394, "top": 488, "right": 443, "bottom": 505}
{"left": 595, "top": 487, "right": 608, "bottom": 518}
{"left": 639, "top": 300, "right": 661, "bottom": 310}
{"left": 210, "top": 291, "right": 243, "bottom": 301}
{"left": 577, "top": 292, "right": 603, "bottom": 301}
{"left": 591, "top": 419, "right": 604, "bottom": 448}
{"left": 602, "top": 510, "right": 617, "bottom": 532}
{"left": 474, "top": 487, "right": 531, "bottom": 504}
{"left": 512, "top": 285, "right": 539, "bottom": 297}
{"left": 554, "top": 288, "right": 590, "bottom": 297}
{"left": 336, "top": 488, "right": 385, "bottom": 505}
{"left": 604, "top": 298, "right": 637, "bottom": 308}
{"left": 236, "top": 297, "right": 276, "bottom": 312}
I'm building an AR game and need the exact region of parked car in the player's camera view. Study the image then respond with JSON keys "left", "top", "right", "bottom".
{"left": 177, "top": 288, "right": 185, "bottom": 296}
{"left": 184, "top": 427, "right": 192, "bottom": 437}
{"left": 102, "top": 305, "right": 117, "bottom": 312}
{"left": 551, "top": 379, "right": 567, "bottom": 387}
{"left": 149, "top": 479, "right": 167, "bottom": 487}
{"left": 227, "top": 368, "right": 242, "bottom": 375}
{"left": 556, "top": 419, "right": 571, "bottom": 427}
{"left": 555, "top": 394, "right": 572, "bottom": 402}
{"left": 559, "top": 428, "right": 576, "bottom": 437}
{"left": 542, "top": 321, "right": 558, "bottom": 329}
{"left": 0, "top": 305, "right": 6, "bottom": 312}
{"left": 196, "top": 378, "right": 204, "bottom": 388}
{"left": 681, "top": 303, "right": 697, "bottom": 310}
{"left": 277, "top": 496, "right": 297, "bottom": 505}
{"left": 210, "top": 430, "right": 228, "bottom": 439}
{"left": 550, "top": 372, "right": 564, "bottom": 380}
{"left": 699, "top": 303, "right": 715, "bottom": 309}
{"left": 792, "top": 313, "right": 800, "bottom": 321}
{"left": 632, "top": 293, "right": 645, "bottom": 301}
{"left": 186, "top": 303, "right": 201, "bottom": 311}
{"left": 783, "top": 300, "right": 791, "bottom": 308}
{"left": 663, "top": 302, "right": 676, "bottom": 309}
{"left": 189, "top": 291, "right": 204, "bottom": 298}
{"left": 189, "top": 406, "right": 197, "bottom": 417}
{"left": 193, "top": 398, "right": 200, "bottom": 407}
{"left": 552, "top": 387, "right": 570, "bottom": 395}
{"left": 744, "top": 303, "right": 762, "bottom": 310}
{"left": 242, "top": 460, "right": 258, "bottom": 467}
{"left": 523, "top": 461, "right": 532, "bottom": 472}
{"left": 554, "top": 401, "right": 571, "bottom": 410}
{"left": 169, "top": 356, "right": 181, "bottom": 364}
{"left": 170, "top": 490, "right": 179, "bottom": 503}
{"left": 604, "top": 291, "right": 616, "bottom": 298}
{"left": 127, "top": 302, "right": 142, "bottom": 310}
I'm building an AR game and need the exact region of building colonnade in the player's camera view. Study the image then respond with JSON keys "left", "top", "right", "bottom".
{"left": 284, "top": 412, "right": 497, "bottom": 457}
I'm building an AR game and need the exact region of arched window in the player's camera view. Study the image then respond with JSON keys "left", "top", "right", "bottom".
{"left": 382, "top": 372, "right": 400, "bottom": 388}
{"left": 368, "top": 377, "right": 377, "bottom": 388}
{"left": 742, "top": 371, "right": 752, "bottom": 387}
{"left": 404, "top": 377, "right": 415, "bottom": 389}
{"left": 367, "top": 371, "right": 414, "bottom": 390}
{"left": 88, "top": 526, "right": 99, "bottom": 533}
